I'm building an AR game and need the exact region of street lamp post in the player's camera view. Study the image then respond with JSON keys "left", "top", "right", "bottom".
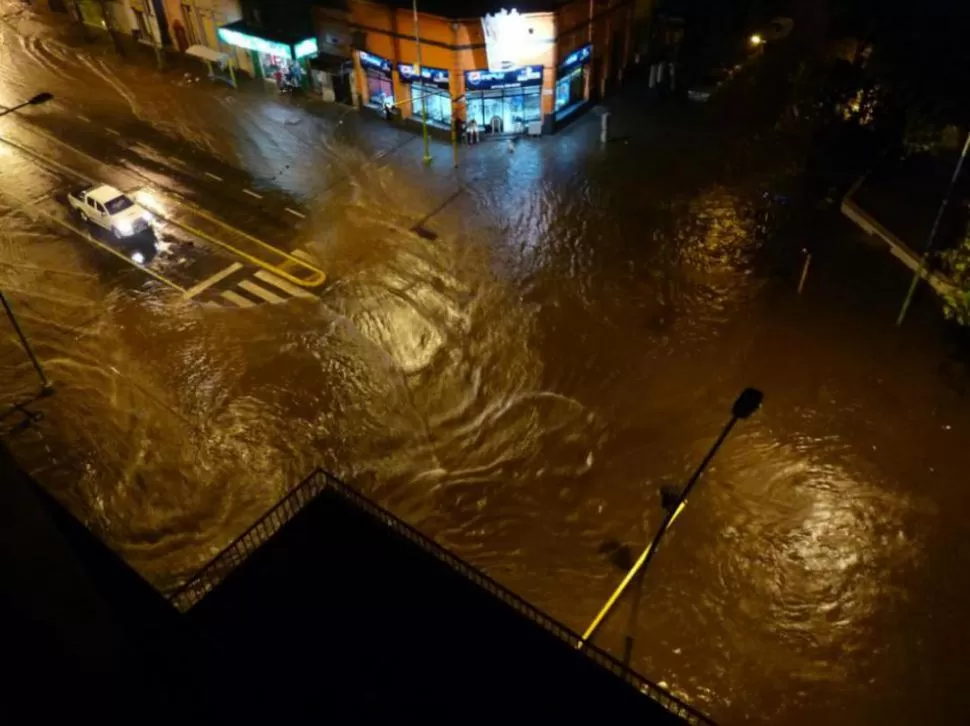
{"left": 0, "top": 93, "right": 54, "bottom": 119}
{"left": 1, "top": 92, "right": 55, "bottom": 394}
{"left": 578, "top": 388, "right": 764, "bottom": 665}
{"left": 412, "top": 0, "right": 432, "bottom": 166}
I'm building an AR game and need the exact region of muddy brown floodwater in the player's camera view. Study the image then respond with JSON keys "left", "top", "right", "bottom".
{"left": 1, "top": 3, "right": 969, "bottom": 724}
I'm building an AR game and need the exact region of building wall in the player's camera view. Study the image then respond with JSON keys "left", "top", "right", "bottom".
{"left": 161, "top": 0, "right": 254, "bottom": 75}
{"left": 342, "top": 1, "right": 558, "bottom": 126}
{"left": 320, "top": 0, "right": 638, "bottom": 131}
{"left": 556, "top": 0, "right": 636, "bottom": 99}
{"left": 77, "top": 0, "right": 130, "bottom": 34}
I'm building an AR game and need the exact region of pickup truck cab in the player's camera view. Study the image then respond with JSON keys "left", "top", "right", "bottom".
{"left": 68, "top": 184, "right": 153, "bottom": 238}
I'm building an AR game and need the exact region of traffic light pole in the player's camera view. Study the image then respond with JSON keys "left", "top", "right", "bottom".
{"left": 412, "top": 0, "right": 432, "bottom": 165}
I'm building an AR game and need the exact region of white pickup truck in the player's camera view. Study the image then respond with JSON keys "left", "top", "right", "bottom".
{"left": 68, "top": 184, "right": 153, "bottom": 238}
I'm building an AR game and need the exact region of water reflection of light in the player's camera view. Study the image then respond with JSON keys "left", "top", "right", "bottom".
{"left": 135, "top": 189, "right": 164, "bottom": 214}
{"left": 676, "top": 187, "right": 753, "bottom": 271}
{"left": 705, "top": 434, "right": 918, "bottom": 682}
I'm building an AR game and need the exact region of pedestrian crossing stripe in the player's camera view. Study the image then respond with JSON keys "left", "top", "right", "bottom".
{"left": 238, "top": 279, "right": 285, "bottom": 304}
{"left": 222, "top": 290, "right": 254, "bottom": 308}
{"left": 254, "top": 270, "right": 317, "bottom": 299}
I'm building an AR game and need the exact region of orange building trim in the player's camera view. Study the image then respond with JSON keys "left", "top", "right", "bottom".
{"left": 317, "top": 0, "right": 640, "bottom": 134}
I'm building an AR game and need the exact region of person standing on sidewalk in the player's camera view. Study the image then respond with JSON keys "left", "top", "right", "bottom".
{"left": 468, "top": 118, "right": 479, "bottom": 144}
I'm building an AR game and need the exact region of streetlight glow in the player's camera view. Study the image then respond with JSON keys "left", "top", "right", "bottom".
{"left": 749, "top": 34, "right": 763, "bottom": 47}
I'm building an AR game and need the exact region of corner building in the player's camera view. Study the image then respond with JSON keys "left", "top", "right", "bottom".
{"left": 313, "top": 0, "right": 640, "bottom": 135}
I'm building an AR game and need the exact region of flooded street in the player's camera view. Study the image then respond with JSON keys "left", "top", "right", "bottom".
{"left": 2, "top": 4, "right": 969, "bottom": 723}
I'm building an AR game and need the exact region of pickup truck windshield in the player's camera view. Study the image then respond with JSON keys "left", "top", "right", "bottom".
{"left": 104, "top": 195, "right": 135, "bottom": 215}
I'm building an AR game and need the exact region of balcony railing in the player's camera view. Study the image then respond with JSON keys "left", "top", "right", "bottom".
{"left": 168, "top": 468, "right": 716, "bottom": 725}
{"left": 168, "top": 472, "right": 329, "bottom": 612}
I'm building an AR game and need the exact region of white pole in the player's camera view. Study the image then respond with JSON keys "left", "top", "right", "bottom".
{"left": 798, "top": 252, "right": 812, "bottom": 295}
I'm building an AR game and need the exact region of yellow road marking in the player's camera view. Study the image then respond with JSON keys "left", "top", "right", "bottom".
{"left": 578, "top": 499, "right": 688, "bottom": 648}
{"left": 8, "top": 122, "right": 326, "bottom": 287}
{"left": 253, "top": 270, "right": 317, "bottom": 299}
{"left": 221, "top": 290, "right": 254, "bottom": 308}
{"left": 185, "top": 262, "right": 243, "bottom": 298}
{"left": 157, "top": 212, "right": 323, "bottom": 289}
{"left": 171, "top": 201, "right": 324, "bottom": 286}
{"left": 238, "top": 279, "right": 285, "bottom": 304}
{"left": 290, "top": 248, "right": 316, "bottom": 263}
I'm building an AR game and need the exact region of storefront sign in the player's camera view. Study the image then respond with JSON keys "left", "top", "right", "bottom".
{"left": 397, "top": 64, "right": 450, "bottom": 90}
{"left": 218, "top": 27, "right": 292, "bottom": 60}
{"left": 465, "top": 65, "right": 543, "bottom": 90}
{"left": 482, "top": 8, "right": 537, "bottom": 72}
{"left": 559, "top": 44, "right": 591, "bottom": 73}
{"left": 294, "top": 37, "right": 319, "bottom": 60}
{"left": 358, "top": 50, "right": 391, "bottom": 74}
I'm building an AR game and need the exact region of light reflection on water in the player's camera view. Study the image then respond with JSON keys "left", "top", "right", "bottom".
{"left": 1, "top": 6, "right": 969, "bottom": 723}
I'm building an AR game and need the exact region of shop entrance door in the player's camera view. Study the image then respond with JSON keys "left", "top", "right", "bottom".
{"left": 333, "top": 69, "right": 352, "bottom": 105}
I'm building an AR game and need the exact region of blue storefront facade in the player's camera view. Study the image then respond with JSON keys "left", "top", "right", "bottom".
{"left": 464, "top": 65, "right": 544, "bottom": 135}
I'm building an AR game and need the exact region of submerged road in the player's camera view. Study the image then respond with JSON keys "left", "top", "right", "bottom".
{"left": 1, "top": 3, "right": 969, "bottom": 725}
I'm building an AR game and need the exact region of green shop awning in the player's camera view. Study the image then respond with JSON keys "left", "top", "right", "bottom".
{"left": 217, "top": 20, "right": 318, "bottom": 61}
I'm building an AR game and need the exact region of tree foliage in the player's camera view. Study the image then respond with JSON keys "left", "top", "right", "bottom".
{"left": 833, "top": 0, "right": 970, "bottom": 129}
{"left": 940, "top": 232, "right": 970, "bottom": 325}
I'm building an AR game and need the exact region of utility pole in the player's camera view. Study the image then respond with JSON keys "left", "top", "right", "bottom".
{"left": 0, "top": 292, "right": 53, "bottom": 395}
{"left": 412, "top": 0, "right": 432, "bottom": 166}
{"left": 71, "top": 0, "right": 90, "bottom": 41}
{"left": 450, "top": 22, "right": 460, "bottom": 169}
{"left": 578, "top": 388, "right": 764, "bottom": 661}
{"left": 0, "top": 92, "right": 56, "bottom": 395}
{"left": 896, "top": 130, "right": 970, "bottom": 326}
{"left": 146, "top": 1, "right": 166, "bottom": 71}
{"left": 96, "top": 0, "right": 125, "bottom": 57}
{"left": 451, "top": 100, "right": 459, "bottom": 168}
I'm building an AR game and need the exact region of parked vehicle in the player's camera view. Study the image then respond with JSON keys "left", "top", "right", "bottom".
{"left": 68, "top": 184, "right": 153, "bottom": 238}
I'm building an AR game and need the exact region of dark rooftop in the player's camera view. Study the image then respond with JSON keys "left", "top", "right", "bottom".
{"left": 180, "top": 470, "right": 709, "bottom": 723}
{"left": 0, "top": 443, "right": 260, "bottom": 723}
{"left": 1, "top": 441, "right": 709, "bottom": 723}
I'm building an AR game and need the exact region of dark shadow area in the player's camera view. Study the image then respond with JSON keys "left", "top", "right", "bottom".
{"left": 0, "top": 444, "right": 257, "bottom": 723}
{"left": 183, "top": 471, "right": 706, "bottom": 722}
{"left": 1, "top": 448, "right": 706, "bottom": 724}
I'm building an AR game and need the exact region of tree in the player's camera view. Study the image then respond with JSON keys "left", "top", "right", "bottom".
{"left": 940, "top": 235, "right": 970, "bottom": 325}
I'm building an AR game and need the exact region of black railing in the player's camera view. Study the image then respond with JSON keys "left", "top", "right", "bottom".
{"left": 168, "top": 472, "right": 329, "bottom": 612}
{"left": 168, "top": 469, "right": 716, "bottom": 725}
